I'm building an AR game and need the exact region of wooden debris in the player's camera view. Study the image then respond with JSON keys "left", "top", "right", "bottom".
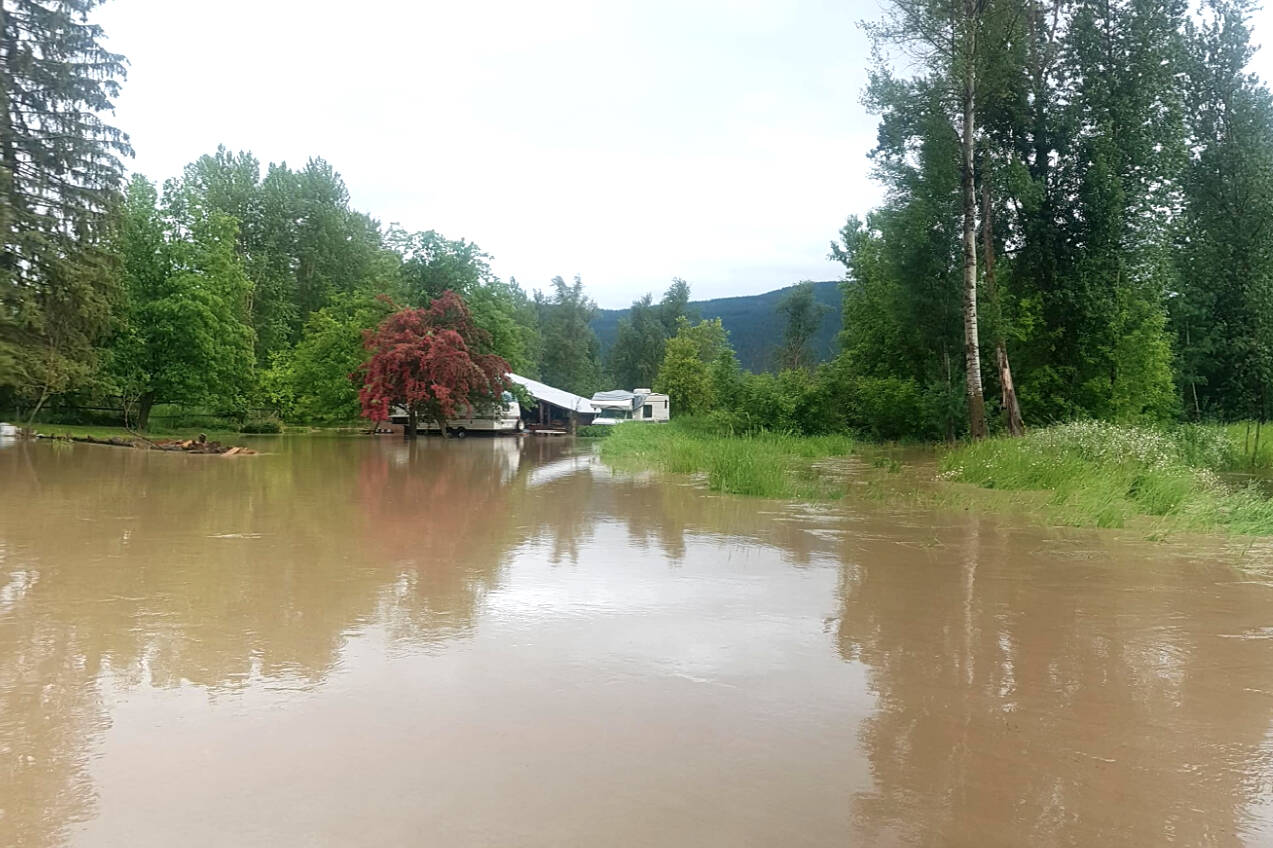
{"left": 38, "top": 433, "right": 256, "bottom": 455}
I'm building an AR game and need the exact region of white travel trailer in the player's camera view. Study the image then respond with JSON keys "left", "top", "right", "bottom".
{"left": 390, "top": 392, "right": 524, "bottom": 437}
{"left": 590, "top": 389, "right": 670, "bottom": 424}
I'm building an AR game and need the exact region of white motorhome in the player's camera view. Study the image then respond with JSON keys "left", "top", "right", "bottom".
{"left": 391, "top": 392, "right": 524, "bottom": 437}
{"left": 590, "top": 389, "right": 671, "bottom": 425}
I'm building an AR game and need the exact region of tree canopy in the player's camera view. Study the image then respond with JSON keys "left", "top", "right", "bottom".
{"left": 357, "top": 291, "right": 511, "bottom": 437}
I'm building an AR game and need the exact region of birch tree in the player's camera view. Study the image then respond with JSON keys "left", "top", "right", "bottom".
{"left": 867, "top": 0, "right": 1003, "bottom": 438}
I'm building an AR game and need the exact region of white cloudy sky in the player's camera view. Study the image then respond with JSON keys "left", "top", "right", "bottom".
{"left": 95, "top": 0, "right": 1273, "bottom": 308}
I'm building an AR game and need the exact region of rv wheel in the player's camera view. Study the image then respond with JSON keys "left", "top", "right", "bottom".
{"left": 454, "top": 426, "right": 468, "bottom": 439}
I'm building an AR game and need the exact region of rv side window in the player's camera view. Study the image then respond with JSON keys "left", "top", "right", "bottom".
{"left": 643, "top": 404, "right": 653, "bottom": 418}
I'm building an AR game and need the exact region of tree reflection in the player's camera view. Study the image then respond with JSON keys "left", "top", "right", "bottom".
{"left": 6, "top": 438, "right": 1271, "bottom": 846}
{"left": 835, "top": 518, "right": 1273, "bottom": 846}
{"left": 0, "top": 438, "right": 527, "bottom": 846}
{"left": 355, "top": 438, "right": 524, "bottom": 643}
{"left": 1, "top": 435, "right": 836, "bottom": 845}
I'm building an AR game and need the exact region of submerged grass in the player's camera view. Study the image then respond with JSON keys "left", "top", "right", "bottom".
{"left": 941, "top": 420, "right": 1273, "bottom": 534}
{"left": 599, "top": 419, "right": 854, "bottom": 499}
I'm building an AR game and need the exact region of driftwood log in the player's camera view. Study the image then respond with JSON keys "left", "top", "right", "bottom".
{"left": 38, "top": 433, "right": 256, "bottom": 455}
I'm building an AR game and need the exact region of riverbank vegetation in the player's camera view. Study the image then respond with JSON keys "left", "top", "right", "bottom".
{"left": 600, "top": 418, "right": 854, "bottom": 499}
{"left": 600, "top": 418, "right": 1273, "bottom": 535}
{"left": 941, "top": 422, "right": 1273, "bottom": 534}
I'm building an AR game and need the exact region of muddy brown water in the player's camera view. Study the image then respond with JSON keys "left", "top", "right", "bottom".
{"left": 2, "top": 436, "right": 1273, "bottom": 847}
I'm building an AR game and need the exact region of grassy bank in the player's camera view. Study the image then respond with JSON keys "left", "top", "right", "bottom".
{"left": 599, "top": 419, "right": 854, "bottom": 499}
{"left": 941, "top": 421, "right": 1273, "bottom": 533}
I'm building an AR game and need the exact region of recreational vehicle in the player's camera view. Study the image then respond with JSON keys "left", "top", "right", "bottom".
{"left": 589, "top": 389, "right": 670, "bottom": 424}
{"left": 391, "top": 392, "right": 524, "bottom": 436}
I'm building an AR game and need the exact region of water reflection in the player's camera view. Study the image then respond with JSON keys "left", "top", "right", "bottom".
{"left": 1, "top": 437, "right": 1272, "bottom": 845}
{"left": 835, "top": 517, "right": 1273, "bottom": 846}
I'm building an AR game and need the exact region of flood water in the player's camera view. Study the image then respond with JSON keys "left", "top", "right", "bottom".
{"left": 2, "top": 436, "right": 1273, "bottom": 846}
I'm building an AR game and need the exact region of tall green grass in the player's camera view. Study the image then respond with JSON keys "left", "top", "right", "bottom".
{"left": 1220, "top": 421, "right": 1273, "bottom": 469}
{"left": 599, "top": 418, "right": 854, "bottom": 499}
{"left": 941, "top": 421, "right": 1273, "bottom": 533}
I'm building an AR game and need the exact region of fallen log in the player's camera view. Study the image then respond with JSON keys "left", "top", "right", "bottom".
{"left": 37, "top": 433, "right": 256, "bottom": 455}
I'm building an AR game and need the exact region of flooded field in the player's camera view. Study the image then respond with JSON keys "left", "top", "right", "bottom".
{"left": 2, "top": 436, "right": 1273, "bottom": 846}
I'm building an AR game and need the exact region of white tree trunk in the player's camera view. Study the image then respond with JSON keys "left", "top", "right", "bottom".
{"left": 960, "top": 16, "right": 988, "bottom": 441}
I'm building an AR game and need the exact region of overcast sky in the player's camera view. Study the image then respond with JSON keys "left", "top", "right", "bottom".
{"left": 96, "top": 0, "right": 1273, "bottom": 308}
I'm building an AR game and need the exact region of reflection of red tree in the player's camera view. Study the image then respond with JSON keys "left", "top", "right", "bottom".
{"left": 355, "top": 442, "right": 519, "bottom": 638}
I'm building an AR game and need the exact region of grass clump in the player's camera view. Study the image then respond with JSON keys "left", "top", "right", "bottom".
{"left": 599, "top": 418, "right": 854, "bottom": 499}
{"left": 576, "top": 424, "right": 614, "bottom": 438}
{"left": 1220, "top": 421, "right": 1273, "bottom": 469}
{"left": 940, "top": 420, "right": 1273, "bottom": 533}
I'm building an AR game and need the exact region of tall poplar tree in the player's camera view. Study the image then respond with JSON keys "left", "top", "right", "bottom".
{"left": 776, "top": 281, "right": 829, "bottom": 371}
{"left": 1175, "top": 0, "right": 1273, "bottom": 422}
{"left": 537, "top": 275, "right": 602, "bottom": 396}
{"left": 608, "top": 279, "right": 694, "bottom": 390}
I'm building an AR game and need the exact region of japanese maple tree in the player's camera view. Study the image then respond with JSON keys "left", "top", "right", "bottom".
{"left": 357, "top": 291, "right": 511, "bottom": 438}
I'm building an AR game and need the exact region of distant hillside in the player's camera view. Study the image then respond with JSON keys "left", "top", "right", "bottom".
{"left": 592, "top": 281, "right": 843, "bottom": 373}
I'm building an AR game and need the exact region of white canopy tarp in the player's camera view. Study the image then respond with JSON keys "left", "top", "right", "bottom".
{"left": 507, "top": 373, "right": 597, "bottom": 414}
{"left": 590, "top": 389, "right": 647, "bottom": 411}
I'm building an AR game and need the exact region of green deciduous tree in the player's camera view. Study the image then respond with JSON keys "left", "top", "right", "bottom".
{"left": 106, "top": 176, "right": 255, "bottom": 430}
{"left": 262, "top": 293, "right": 396, "bottom": 424}
{"left": 1174, "top": 0, "right": 1273, "bottom": 424}
{"left": 849, "top": 0, "right": 1190, "bottom": 435}
{"left": 167, "top": 148, "right": 401, "bottom": 366}
{"left": 1053, "top": 0, "right": 1184, "bottom": 423}
{"left": 866, "top": 0, "right": 1001, "bottom": 438}
{"left": 537, "top": 275, "right": 602, "bottom": 395}
{"left": 776, "top": 281, "right": 829, "bottom": 371}
{"left": 391, "top": 228, "right": 539, "bottom": 374}
{"left": 655, "top": 318, "right": 731, "bottom": 416}
{"left": 608, "top": 278, "right": 695, "bottom": 390}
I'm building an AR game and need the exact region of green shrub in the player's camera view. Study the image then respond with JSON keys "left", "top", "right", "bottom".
{"left": 239, "top": 416, "right": 284, "bottom": 434}
{"left": 577, "top": 424, "right": 614, "bottom": 438}
{"left": 845, "top": 376, "right": 928, "bottom": 441}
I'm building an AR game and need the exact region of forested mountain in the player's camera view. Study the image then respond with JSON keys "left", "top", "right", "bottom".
{"left": 592, "top": 281, "right": 842, "bottom": 374}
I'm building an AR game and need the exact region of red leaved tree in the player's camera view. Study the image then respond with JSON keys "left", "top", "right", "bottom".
{"left": 357, "top": 291, "right": 511, "bottom": 438}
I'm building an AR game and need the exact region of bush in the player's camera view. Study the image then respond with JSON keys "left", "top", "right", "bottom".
{"left": 715, "top": 368, "right": 829, "bottom": 436}
{"left": 845, "top": 376, "right": 928, "bottom": 441}
{"left": 577, "top": 424, "right": 614, "bottom": 438}
{"left": 239, "top": 416, "right": 284, "bottom": 434}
